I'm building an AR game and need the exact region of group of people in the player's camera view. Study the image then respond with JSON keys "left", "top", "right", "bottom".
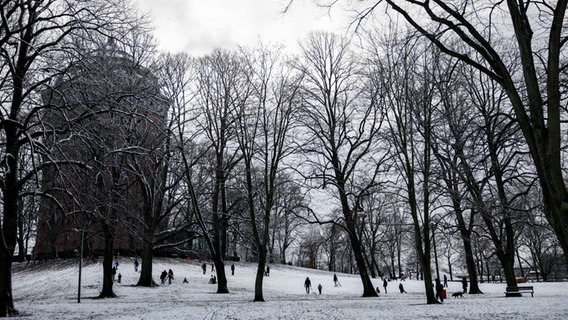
{"left": 123, "top": 258, "right": 470, "bottom": 302}
{"left": 304, "top": 274, "right": 346, "bottom": 295}
{"left": 160, "top": 269, "right": 175, "bottom": 285}
{"left": 377, "top": 277, "right": 405, "bottom": 294}
{"left": 434, "top": 275, "right": 468, "bottom": 302}
{"left": 116, "top": 259, "right": 471, "bottom": 301}
{"left": 303, "top": 277, "right": 323, "bottom": 295}
{"left": 110, "top": 258, "right": 236, "bottom": 286}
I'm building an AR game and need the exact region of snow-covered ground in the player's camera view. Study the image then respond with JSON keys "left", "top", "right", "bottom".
{"left": 11, "top": 258, "right": 568, "bottom": 319}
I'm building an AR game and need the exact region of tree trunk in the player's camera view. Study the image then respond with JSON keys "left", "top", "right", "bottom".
{"left": 254, "top": 252, "right": 267, "bottom": 302}
{"left": 448, "top": 256, "right": 453, "bottom": 281}
{"left": 136, "top": 240, "right": 155, "bottom": 287}
{"left": 213, "top": 258, "right": 229, "bottom": 294}
{"left": 0, "top": 134, "right": 19, "bottom": 316}
{"left": 346, "top": 229, "right": 378, "bottom": 297}
{"left": 412, "top": 223, "right": 437, "bottom": 304}
{"left": 0, "top": 248, "right": 16, "bottom": 317}
{"left": 16, "top": 209, "right": 25, "bottom": 261}
{"left": 99, "top": 224, "right": 116, "bottom": 298}
{"left": 462, "top": 235, "right": 482, "bottom": 294}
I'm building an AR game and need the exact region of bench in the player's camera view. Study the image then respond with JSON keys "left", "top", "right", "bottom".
{"left": 505, "top": 286, "right": 534, "bottom": 297}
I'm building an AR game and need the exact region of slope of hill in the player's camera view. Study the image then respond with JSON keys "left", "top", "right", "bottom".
{"left": 11, "top": 257, "right": 568, "bottom": 319}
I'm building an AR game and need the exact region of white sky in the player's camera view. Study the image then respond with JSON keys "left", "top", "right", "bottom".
{"left": 135, "top": 0, "right": 358, "bottom": 56}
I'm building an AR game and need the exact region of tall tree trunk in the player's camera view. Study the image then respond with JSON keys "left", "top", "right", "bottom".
{"left": 136, "top": 240, "right": 155, "bottom": 287}
{"left": 453, "top": 204, "right": 482, "bottom": 294}
{"left": 346, "top": 230, "right": 377, "bottom": 297}
{"left": 212, "top": 257, "right": 229, "bottom": 294}
{"left": 16, "top": 206, "right": 25, "bottom": 261}
{"left": 448, "top": 256, "right": 453, "bottom": 281}
{"left": 254, "top": 250, "right": 267, "bottom": 302}
{"left": 0, "top": 128, "right": 19, "bottom": 316}
{"left": 99, "top": 224, "right": 116, "bottom": 298}
{"left": 0, "top": 248, "right": 15, "bottom": 317}
{"left": 211, "top": 156, "right": 229, "bottom": 294}
{"left": 335, "top": 176, "right": 377, "bottom": 297}
{"left": 461, "top": 233, "right": 482, "bottom": 294}
{"left": 412, "top": 219, "right": 437, "bottom": 303}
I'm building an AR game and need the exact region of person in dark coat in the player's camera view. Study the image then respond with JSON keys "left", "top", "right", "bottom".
{"left": 202, "top": 263, "right": 207, "bottom": 275}
{"left": 317, "top": 283, "right": 322, "bottom": 295}
{"left": 167, "top": 269, "right": 174, "bottom": 285}
{"left": 435, "top": 278, "right": 444, "bottom": 302}
{"left": 304, "top": 277, "right": 312, "bottom": 294}
{"left": 231, "top": 264, "right": 235, "bottom": 276}
{"left": 383, "top": 278, "right": 388, "bottom": 294}
{"left": 399, "top": 282, "right": 407, "bottom": 293}
{"left": 462, "top": 277, "right": 468, "bottom": 294}
{"left": 333, "top": 274, "right": 339, "bottom": 287}
{"left": 443, "top": 274, "right": 448, "bottom": 287}
{"left": 134, "top": 259, "right": 139, "bottom": 272}
{"left": 160, "top": 270, "right": 167, "bottom": 285}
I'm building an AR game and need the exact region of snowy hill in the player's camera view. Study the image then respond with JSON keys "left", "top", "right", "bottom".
{"left": 11, "top": 257, "right": 568, "bottom": 319}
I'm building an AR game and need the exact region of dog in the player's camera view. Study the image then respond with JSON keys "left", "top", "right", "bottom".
{"left": 452, "top": 292, "right": 464, "bottom": 298}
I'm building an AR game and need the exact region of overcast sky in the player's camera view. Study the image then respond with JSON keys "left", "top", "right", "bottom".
{"left": 135, "top": 0, "right": 358, "bottom": 56}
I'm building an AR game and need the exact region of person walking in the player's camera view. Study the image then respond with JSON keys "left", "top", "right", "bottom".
{"left": 333, "top": 274, "right": 339, "bottom": 287}
{"left": 168, "top": 269, "right": 174, "bottom": 285}
{"left": 443, "top": 274, "right": 448, "bottom": 288}
{"left": 202, "top": 263, "right": 207, "bottom": 275}
{"left": 435, "top": 278, "right": 444, "bottom": 302}
{"left": 317, "top": 283, "right": 322, "bottom": 295}
{"left": 383, "top": 278, "right": 388, "bottom": 294}
{"left": 399, "top": 283, "right": 407, "bottom": 293}
{"left": 160, "top": 270, "right": 167, "bottom": 285}
{"left": 134, "top": 259, "right": 139, "bottom": 272}
{"left": 304, "top": 277, "right": 312, "bottom": 294}
{"left": 231, "top": 264, "right": 235, "bottom": 276}
{"left": 117, "top": 273, "right": 122, "bottom": 284}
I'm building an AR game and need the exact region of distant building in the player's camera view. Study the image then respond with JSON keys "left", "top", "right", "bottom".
{"left": 33, "top": 40, "right": 167, "bottom": 259}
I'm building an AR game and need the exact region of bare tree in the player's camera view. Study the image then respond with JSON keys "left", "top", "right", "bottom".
{"left": 43, "top": 33, "right": 161, "bottom": 298}
{"left": 430, "top": 60, "right": 485, "bottom": 294}
{"left": 234, "top": 44, "right": 301, "bottom": 301}
{"left": 176, "top": 49, "right": 250, "bottom": 294}
{"left": 433, "top": 57, "right": 530, "bottom": 293}
{"left": 344, "top": 0, "right": 568, "bottom": 271}
{"left": 370, "top": 33, "right": 440, "bottom": 303}
{"left": 295, "top": 32, "right": 386, "bottom": 297}
{"left": 131, "top": 52, "right": 202, "bottom": 288}
{"left": 0, "top": 0, "right": 148, "bottom": 314}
